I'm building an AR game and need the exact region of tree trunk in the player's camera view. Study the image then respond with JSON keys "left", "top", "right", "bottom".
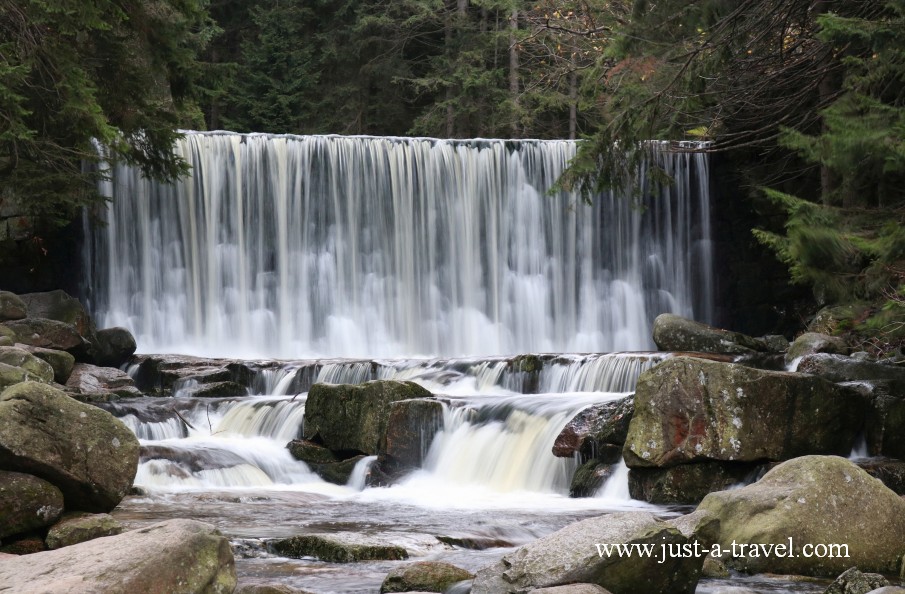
{"left": 509, "top": 7, "right": 519, "bottom": 137}
{"left": 569, "top": 63, "right": 578, "bottom": 140}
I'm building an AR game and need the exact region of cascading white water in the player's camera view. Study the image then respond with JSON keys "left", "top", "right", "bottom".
{"left": 86, "top": 133, "right": 712, "bottom": 358}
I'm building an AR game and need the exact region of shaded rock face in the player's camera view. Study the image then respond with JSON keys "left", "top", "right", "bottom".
{"left": 381, "top": 398, "right": 444, "bottom": 469}
{"left": 3, "top": 318, "right": 86, "bottom": 353}
{"left": 287, "top": 440, "right": 338, "bottom": 465}
{"left": 471, "top": 511, "right": 703, "bottom": 594}
{"left": 628, "top": 462, "right": 760, "bottom": 505}
{"left": 0, "top": 381, "right": 140, "bottom": 512}
{"left": 45, "top": 512, "right": 124, "bottom": 549}
{"left": 856, "top": 458, "right": 905, "bottom": 495}
{"left": 698, "top": 456, "right": 905, "bottom": 576}
{"left": 0, "top": 361, "right": 38, "bottom": 391}
{"left": 624, "top": 357, "right": 863, "bottom": 468}
{"left": 570, "top": 459, "right": 618, "bottom": 498}
{"left": 17, "top": 290, "right": 95, "bottom": 338}
{"left": 652, "top": 314, "right": 767, "bottom": 354}
{"left": 797, "top": 353, "right": 905, "bottom": 384}
{"left": 553, "top": 396, "right": 633, "bottom": 461}
{"left": 380, "top": 561, "right": 474, "bottom": 593}
{"left": 0, "top": 519, "right": 236, "bottom": 594}
{"left": 0, "top": 347, "right": 55, "bottom": 383}
{"left": 19, "top": 346, "right": 75, "bottom": 384}
{"left": 0, "top": 470, "right": 64, "bottom": 539}
{"left": 304, "top": 380, "right": 432, "bottom": 455}
{"left": 131, "top": 354, "right": 252, "bottom": 396}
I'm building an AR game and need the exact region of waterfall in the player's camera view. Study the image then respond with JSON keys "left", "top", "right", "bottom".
{"left": 86, "top": 133, "right": 712, "bottom": 359}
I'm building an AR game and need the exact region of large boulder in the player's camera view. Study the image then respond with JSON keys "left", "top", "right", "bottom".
{"left": 271, "top": 532, "right": 409, "bottom": 562}
{"left": 93, "top": 327, "right": 137, "bottom": 367}
{"left": 623, "top": 357, "right": 863, "bottom": 468}
{"left": 471, "top": 511, "right": 703, "bottom": 594}
{"left": 553, "top": 396, "right": 633, "bottom": 460}
{"left": 45, "top": 512, "right": 124, "bottom": 549}
{"left": 0, "top": 470, "right": 64, "bottom": 539}
{"left": 0, "top": 381, "right": 140, "bottom": 512}
{"left": 0, "top": 519, "right": 236, "bottom": 593}
{"left": 380, "top": 561, "right": 474, "bottom": 593}
{"left": 65, "top": 362, "right": 143, "bottom": 402}
{"left": 0, "top": 291, "right": 27, "bottom": 321}
{"left": 18, "top": 345, "right": 75, "bottom": 384}
{"left": 786, "top": 332, "right": 849, "bottom": 363}
{"left": 697, "top": 456, "right": 905, "bottom": 576}
{"left": 17, "top": 290, "right": 95, "bottom": 337}
{"left": 3, "top": 318, "right": 86, "bottom": 353}
{"left": 0, "top": 346, "right": 55, "bottom": 383}
{"left": 652, "top": 314, "right": 767, "bottom": 354}
{"left": 303, "top": 380, "right": 432, "bottom": 455}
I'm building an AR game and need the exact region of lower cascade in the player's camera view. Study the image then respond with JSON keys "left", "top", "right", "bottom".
{"left": 85, "top": 132, "right": 713, "bottom": 358}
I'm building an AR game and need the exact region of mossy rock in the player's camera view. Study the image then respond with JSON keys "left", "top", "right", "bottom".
{"left": 271, "top": 533, "right": 408, "bottom": 563}
{"left": 0, "top": 346, "right": 55, "bottom": 383}
{"left": 380, "top": 561, "right": 474, "bottom": 593}
{"left": 0, "top": 292, "right": 26, "bottom": 322}
{"left": 807, "top": 303, "right": 871, "bottom": 335}
{"left": 0, "top": 471, "right": 64, "bottom": 540}
{"left": 45, "top": 512, "right": 124, "bottom": 549}
{"left": 23, "top": 346, "right": 75, "bottom": 384}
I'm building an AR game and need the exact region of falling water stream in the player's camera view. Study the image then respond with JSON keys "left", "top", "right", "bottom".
{"left": 86, "top": 133, "right": 824, "bottom": 592}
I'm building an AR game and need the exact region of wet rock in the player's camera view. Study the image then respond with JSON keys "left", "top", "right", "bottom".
{"left": 381, "top": 398, "right": 444, "bottom": 469}
{"left": 830, "top": 377, "right": 905, "bottom": 460}
{"left": 178, "top": 380, "right": 247, "bottom": 398}
{"left": 0, "top": 346, "right": 54, "bottom": 383}
{"left": 18, "top": 345, "right": 75, "bottom": 384}
{"left": 698, "top": 456, "right": 905, "bottom": 576}
{"left": 271, "top": 532, "right": 409, "bottom": 562}
{"left": 701, "top": 555, "right": 730, "bottom": 578}
{"left": 65, "top": 362, "right": 142, "bottom": 401}
{"left": 797, "top": 353, "right": 905, "bottom": 384}
{"left": 311, "top": 454, "right": 367, "bottom": 485}
{"left": 0, "top": 471, "right": 64, "bottom": 539}
{"left": 787, "top": 332, "right": 849, "bottom": 363}
{"left": 471, "top": 511, "right": 702, "bottom": 594}
{"left": 3, "top": 318, "right": 86, "bottom": 353}
{"left": 304, "top": 380, "right": 432, "bottom": 455}
{"left": 0, "top": 362, "right": 32, "bottom": 391}
{"left": 652, "top": 314, "right": 767, "bottom": 354}
{"left": 867, "top": 589, "right": 905, "bottom": 594}
{"left": 93, "top": 326, "right": 137, "bottom": 367}
{"left": 529, "top": 586, "right": 613, "bottom": 594}
{"left": 435, "top": 534, "right": 514, "bottom": 550}
{"left": 553, "top": 396, "right": 633, "bottom": 460}
{"left": 0, "top": 291, "right": 26, "bottom": 321}
{"left": 624, "top": 357, "right": 863, "bottom": 468}
{"left": 855, "top": 458, "right": 905, "bottom": 495}
{"left": 824, "top": 567, "right": 888, "bottom": 594}
{"left": 132, "top": 354, "right": 240, "bottom": 395}
{"left": 0, "top": 519, "right": 236, "bottom": 593}
{"left": 380, "top": 561, "right": 474, "bottom": 593}
{"left": 45, "top": 512, "right": 124, "bottom": 549}
{"left": 0, "top": 381, "right": 140, "bottom": 512}
{"left": 761, "top": 334, "right": 790, "bottom": 353}
{"left": 569, "top": 459, "right": 617, "bottom": 497}
{"left": 287, "top": 439, "right": 338, "bottom": 464}
{"left": 235, "top": 583, "right": 314, "bottom": 594}
{"left": 628, "top": 462, "right": 759, "bottom": 504}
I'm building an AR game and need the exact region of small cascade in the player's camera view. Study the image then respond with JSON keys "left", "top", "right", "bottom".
{"left": 346, "top": 456, "right": 378, "bottom": 491}
{"left": 539, "top": 353, "right": 664, "bottom": 393}
{"left": 317, "top": 361, "right": 381, "bottom": 385}
{"left": 849, "top": 434, "right": 869, "bottom": 459}
{"left": 596, "top": 459, "right": 631, "bottom": 500}
{"left": 215, "top": 398, "right": 307, "bottom": 441}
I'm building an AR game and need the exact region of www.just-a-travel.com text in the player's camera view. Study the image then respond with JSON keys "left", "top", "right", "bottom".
{"left": 595, "top": 538, "right": 849, "bottom": 564}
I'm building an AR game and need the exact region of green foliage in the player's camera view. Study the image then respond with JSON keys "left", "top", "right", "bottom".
{"left": 0, "top": 0, "right": 213, "bottom": 226}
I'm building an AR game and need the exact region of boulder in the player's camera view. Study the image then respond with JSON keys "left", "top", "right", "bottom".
{"left": 0, "top": 470, "right": 64, "bottom": 539}
{"left": 471, "top": 511, "right": 702, "bottom": 594}
{"left": 797, "top": 353, "right": 905, "bottom": 384}
{"left": 0, "top": 346, "right": 55, "bottom": 383}
{"left": 176, "top": 381, "right": 247, "bottom": 398}
{"left": 666, "top": 509, "right": 721, "bottom": 548}
{"left": 311, "top": 454, "right": 367, "bottom": 485}
{"left": 808, "top": 303, "right": 870, "bottom": 335}
{"left": 652, "top": 314, "right": 767, "bottom": 354}
{"left": 93, "top": 326, "right": 137, "bottom": 367}
{"left": 3, "top": 318, "right": 86, "bottom": 353}
{"left": 701, "top": 555, "right": 730, "bottom": 578}
{"left": 627, "top": 462, "right": 758, "bottom": 504}
{"left": 64, "top": 362, "right": 142, "bottom": 401}
{"left": 0, "top": 362, "right": 30, "bottom": 391}
{"left": 17, "top": 290, "right": 95, "bottom": 337}
{"left": 0, "top": 519, "right": 236, "bottom": 593}
{"left": 1, "top": 535, "right": 46, "bottom": 555}
{"left": 303, "top": 380, "right": 432, "bottom": 455}
{"left": 570, "top": 459, "right": 617, "bottom": 497}
{"left": 380, "top": 398, "right": 444, "bottom": 469}
{"left": 553, "top": 396, "right": 634, "bottom": 460}
{"left": 0, "top": 381, "right": 140, "bottom": 512}
{"left": 235, "top": 584, "right": 313, "bottom": 594}
{"left": 131, "top": 354, "right": 240, "bottom": 395}
{"left": 824, "top": 567, "right": 888, "bottom": 594}
{"left": 624, "top": 357, "right": 863, "bottom": 468}
{"left": 45, "top": 512, "right": 124, "bottom": 549}
{"left": 787, "top": 332, "right": 849, "bottom": 363}
{"left": 287, "top": 439, "right": 338, "bottom": 464}
{"left": 0, "top": 291, "right": 26, "bottom": 321}
{"left": 697, "top": 456, "right": 905, "bottom": 576}
{"left": 271, "top": 532, "right": 409, "bottom": 562}
{"left": 380, "top": 561, "right": 474, "bottom": 593}
{"left": 18, "top": 346, "right": 75, "bottom": 384}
